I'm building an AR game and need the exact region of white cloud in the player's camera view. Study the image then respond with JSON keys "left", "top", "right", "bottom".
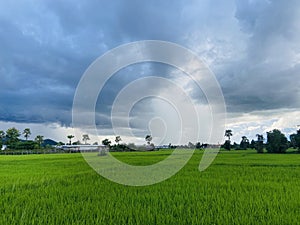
{"left": 226, "top": 109, "right": 300, "bottom": 142}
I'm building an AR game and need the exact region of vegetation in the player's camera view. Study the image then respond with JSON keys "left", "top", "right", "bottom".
{"left": 0, "top": 130, "right": 4, "bottom": 149}
{"left": 115, "top": 135, "right": 122, "bottom": 144}
{"left": 290, "top": 129, "right": 300, "bottom": 151}
{"left": 223, "top": 130, "right": 233, "bottom": 150}
{"left": 82, "top": 134, "right": 90, "bottom": 144}
{"left": 22, "top": 128, "right": 31, "bottom": 140}
{"left": 224, "top": 129, "right": 233, "bottom": 141}
{"left": 102, "top": 138, "right": 111, "bottom": 147}
{"left": 1, "top": 126, "right": 300, "bottom": 155}
{"left": 255, "top": 134, "right": 264, "bottom": 153}
{"left": 6, "top": 127, "right": 20, "bottom": 146}
{"left": 239, "top": 136, "right": 249, "bottom": 150}
{"left": 145, "top": 134, "right": 152, "bottom": 144}
{"left": 0, "top": 150, "right": 300, "bottom": 224}
{"left": 67, "top": 135, "right": 74, "bottom": 145}
{"left": 266, "top": 129, "right": 288, "bottom": 153}
{"left": 35, "top": 135, "right": 44, "bottom": 148}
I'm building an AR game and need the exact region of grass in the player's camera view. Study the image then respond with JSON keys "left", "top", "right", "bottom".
{"left": 0, "top": 150, "right": 300, "bottom": 224}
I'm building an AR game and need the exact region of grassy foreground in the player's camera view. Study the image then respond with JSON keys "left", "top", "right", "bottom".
{"left": 0, "top": 150, "right": 300, "bottom": 225}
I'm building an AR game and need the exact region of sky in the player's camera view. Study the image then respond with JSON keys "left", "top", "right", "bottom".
{"left": 0, "top": 0, "right": 300, "bottom": 144}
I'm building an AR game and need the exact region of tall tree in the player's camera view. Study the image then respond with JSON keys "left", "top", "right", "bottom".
{"left": 224, "top": 130, "right": 233, "bottom": 141}
{"left": 240, "top": 136, "right": 249, "bottom": 150}
{"left": 0, "top": 130, "right": 5, "bottom": 142}
{"left": 0, "top": 130, "right": 4, "bottom": 149}
{"left": 266, "top": 129, "right": 288, "bottom": 153}
{"left": 295, "top": 129, "right": 300, "bottom": 152}
{"left": 250, "top": 139, "right": 255, "bottom": 149}
{"left": 145, "top": 135, "right": 152, "bottom": 145}
{"left": 115, "top": 136, "right": 122, "bottom": 145}
{"left": 102, "top": 138, "right": 111, "bottom": 147}
{"left": 82, "top": 134, "right": 90, "bottom": 145}
{"left": 35, "top": 135, "right": 44, "bottom": 148}
{"left": 67, "top": 135, "right": 74, "bottom": 145}
{"left": 290, "top": 134, "right": 297, "bottom": 148}
{"left": 223, "top": 130, "right": 233, "bottom": 150}
{"left": 23, "top": 128, "right": 31, "bottom": 140}
{"left": 255, "top": 134, "right": 264, "bottom": 153}
{"left": 6, "top": 127, "right": 20, "bottom": 145}
{"left": 290, "top": 129, "right": 300, "bottom": 151}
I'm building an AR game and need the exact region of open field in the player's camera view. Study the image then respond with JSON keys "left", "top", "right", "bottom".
{"left": 1, "top": 150, "right": 300, "bottom": 225}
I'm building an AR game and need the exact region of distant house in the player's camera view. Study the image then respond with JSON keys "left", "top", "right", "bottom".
{"left": 1, "top": 145, "right": 7, "bottom": 151}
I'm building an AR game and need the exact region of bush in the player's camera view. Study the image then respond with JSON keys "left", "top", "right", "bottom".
{"left": 8, "top": 141, "right": 36, "bottom": 150}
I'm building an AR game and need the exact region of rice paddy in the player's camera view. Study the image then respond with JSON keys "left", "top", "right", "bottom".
{"left": 0, "top": 150, "right": 300, "bottom": 224}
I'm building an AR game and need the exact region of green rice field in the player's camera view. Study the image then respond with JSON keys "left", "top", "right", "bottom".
{"left": 1, "top": 150, "right": 300, "bottom": 225}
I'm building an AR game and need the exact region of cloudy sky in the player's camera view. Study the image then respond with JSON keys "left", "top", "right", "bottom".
{"left": 0, "top": 0, "right": 300, "bottom": 144}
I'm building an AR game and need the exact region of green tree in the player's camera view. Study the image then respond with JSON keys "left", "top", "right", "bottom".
{"left": 72, "top": 140, "right": 81, "bottom": 145}
{"left": 224, "top": 130, "right": 233, "bottom": 141}
{"left": 67, "top": 135, "right": 74, "bottom": 145}
{"left": 266, "top": 129, "right": 288, "bottom": 153}
{"left": 102, "top": 138, "right": 111, "bottom": 147}
{"left": 0, "top": 130, "right": 4, "bottom": 149}
{"left": 115, "top": 136, "right": 122, "bottom": 145}
{"left": 255, "top": 134, "right": 264, "bottom": 153}
{"left": 15, "top": 141, "right": 35, "bottom": 150}
{"left": 290, "top": 129, "right": 300, "bottom": 151}
{"left": 223, "top": 130, "right": 233, "bottom": 150}
{"left": 240, "top": 136, "right": 249, "bottom": 150}
{"left": 195, "top": 142, "right": 202, "bottom": 149}
{"left": 6, "top": 127, "right": 20, "bottom": 145}
{"left": 188, "top": 142, "right": 195, "bottom": 149}
{"left": 250, "top": 139, "right": 255, "bottom": 149}
{"left": 223, "top": 140, "right": 231, "bottom": 150}
{"left": 290, "top": 134, "right": 297, "bottom": 148}
{"left": 23, "top": 128, "right": 31, "bottom": 140}
{"left": 82, "top": 134, "right": 90, "bottom": 144}
{"left": 0, "top": 130, "right": 5, "bottom": 144}
{"left": 145, "top": 135, "right": 152, "bottom": 145}
{"left": 295, "top": 130, "right": 300, "bottom": 152}
{"left": 35, "top": 135, "right": 44, "bottom": 148}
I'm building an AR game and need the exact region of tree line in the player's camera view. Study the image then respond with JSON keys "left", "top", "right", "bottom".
{"left": 222, "top": 128, "right": 300, "bottom": 153}
{"left": 0, "top": 127, "right": 45, "bottom": 151}
{"left": 0, "top": 127, "right": 155, "bottom": 152}
{"left": 1, "top": 126, "right": 300, "bottom": 154}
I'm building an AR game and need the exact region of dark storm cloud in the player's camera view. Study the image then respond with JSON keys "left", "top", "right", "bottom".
{"left": 0, "top": 0, "right": 299, "bottom": 127}
{"left": 0, "top": 0, "right": 188, "bottom": 125}
{"left": 221, "top": 0, "right": 300, "bottom": 113}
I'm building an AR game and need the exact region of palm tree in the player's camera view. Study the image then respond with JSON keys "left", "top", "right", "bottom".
{"left": 67, "top": 135, "right": 74, "bottom": 145}
{"left": 82, "top": 134, "right": 90, "bottom": 145}
{"left": 240, "top": 136, "right": 249, "bottom": 149}
{"left": 224, "top": 130, "right": 233, "bottom": 141}
{"left": 102, "top": 138, "right": 111, "bottom": 146}
{"left": 115, "top": 136, "right": 122, "bottom": 145}
{"left": 35, "top": 135, "right": 44, "bottom": 148}
{"left": 23, "top": 128, "right": 31, "bottom": 140}
{"left": 255, "top": 134, "right": 264, "bottom": 153}
{"left": 145, "top": 135, "right": 152, "bottom": 145}
{"left": 256, "top": 134, "right": 264, "bottom": 142}
{"left": 241, "top": 136, "right": 248, "bottom": 142}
